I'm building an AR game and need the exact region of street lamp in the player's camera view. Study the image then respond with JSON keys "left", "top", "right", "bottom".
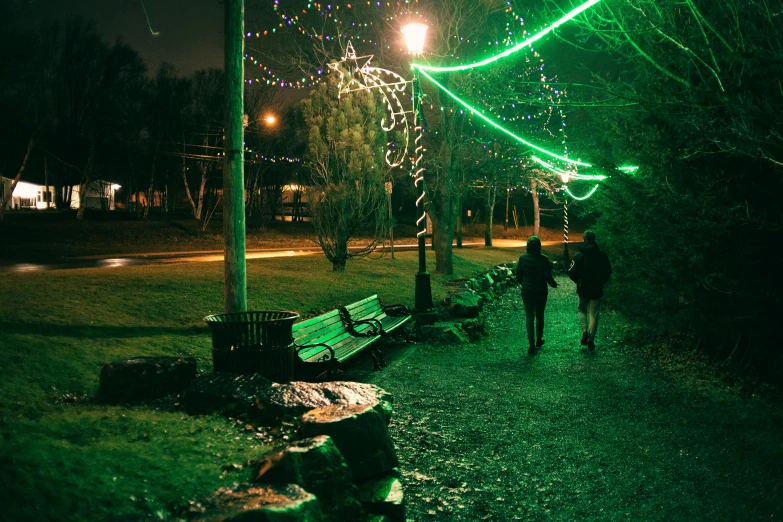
{"left": 402, "top": 22, "right": 432, "bottom": 312}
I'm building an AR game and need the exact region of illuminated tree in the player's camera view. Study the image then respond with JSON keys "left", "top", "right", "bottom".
{"left": 533, "top": 0, "right": 783, "bottom": 377}
{"left": 302, "top": 72, "right": 392, "bottom": 272}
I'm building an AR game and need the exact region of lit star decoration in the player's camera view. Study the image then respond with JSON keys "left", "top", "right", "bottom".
{"left": 328, "top": 41, "right": 411, "bottom": 167}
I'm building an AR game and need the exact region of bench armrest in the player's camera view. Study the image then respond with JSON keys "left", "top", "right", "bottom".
{"left": 383, "top": 303, "right": 412, "bottom": 317}
{"left": 348, "top": 318, "right": 382, "bottom": 336}
{"left": 295, "top": 342, "right": 336, "bottom": 363}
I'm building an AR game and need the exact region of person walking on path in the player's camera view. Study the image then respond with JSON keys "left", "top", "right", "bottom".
{"left": 516, "top": 236, "right": 558, "bottom": 355}
{"left": 568, "top": 229, "right": 612, "bottom": 350}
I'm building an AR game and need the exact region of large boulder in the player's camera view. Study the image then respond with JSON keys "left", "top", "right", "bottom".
{"left": 181, "top": 376, "right": 393, "bottom": 425}
{"left": 191, "top": 483, "right": 323, "bottom": 522}
{"left": 448, "top": 290, "right": 481, "bottom": 319}
{"left": 252, "top": 436, "right": 360, "bottom": 521}
{"left": 299, "top": 404, "right": 398, "bottom": 481}
{"left": 98, "top": 356, "right": 196, "bottom": 403}
{"left": 357, "top": 476, "right": 405, "bottom": 522}
{"left": 254, "top": 381, "right": 393, "bottom": 425}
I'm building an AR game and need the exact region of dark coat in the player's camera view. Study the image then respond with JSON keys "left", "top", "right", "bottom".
{"left": 516, "top": 253, "right": 558, "bottom": 296}
{"left": 568, "top": 241, "right": 611, "bottom": 299}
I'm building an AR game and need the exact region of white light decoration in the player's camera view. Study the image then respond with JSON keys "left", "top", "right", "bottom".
{"left": 328, "top": 41, "right": 411, "bottom": 168}
{"left": 402, "top": 23, "right": 428, "bottom": 55}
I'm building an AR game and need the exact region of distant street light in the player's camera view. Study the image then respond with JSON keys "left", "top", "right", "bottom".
{"left": 264, "top": 114, "right": 277, "bottom": 126}
{"left": 402, "top": 22, "right": 432, "bottom": 313}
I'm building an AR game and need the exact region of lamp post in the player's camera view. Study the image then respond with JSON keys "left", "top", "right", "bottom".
{"left": 402, "top": 22, "right": 432, "bottom": 313}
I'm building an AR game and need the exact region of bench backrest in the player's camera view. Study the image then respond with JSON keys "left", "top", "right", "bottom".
{"left": 342, "top": 294, "right": 385, "bottom": 322}
{"left": 292, "top": 309, "right": 352, "bottom": 347}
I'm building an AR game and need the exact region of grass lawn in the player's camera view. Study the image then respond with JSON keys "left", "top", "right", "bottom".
{"left": 0, "top": 247, "right": 521, "bottom": 522}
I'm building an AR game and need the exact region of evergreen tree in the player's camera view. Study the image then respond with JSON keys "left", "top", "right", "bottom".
{"left": 302, "top": 72, "right": 392, "bottom": 271}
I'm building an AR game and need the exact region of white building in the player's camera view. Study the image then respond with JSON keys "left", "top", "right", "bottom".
{"left": 1, "top": 177, "right": 120, "bottom": 211}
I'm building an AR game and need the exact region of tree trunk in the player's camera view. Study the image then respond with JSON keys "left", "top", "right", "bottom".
{"left": 432, "top": 209, "right": 454, "bottom": 275}
{"left": 0, "top": 137, "right": 35, "bottom": 223}
{"left": 195, "top": 162, "right": 208, "bottom": 220}
{"left": 484, "top": 184, "right": 494, "bottom": 247}
{"left": 76, "top": 143, "right": 96, "bottom": 221}
{"left": 456, "top": 205, "right": 463, "bottom": 248}
{"left": 143, "top": 157, "right": 156, "bottom": 220}
{"left": 504, "top": 180, "right": 510, "bottom": 229}
{"left": 531, "top": 179, "right": 540, "bottom": 237}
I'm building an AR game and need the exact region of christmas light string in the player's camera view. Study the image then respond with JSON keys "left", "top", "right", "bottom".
{"left": 411, "top": 0, "right": 604, "bottom": 73}
{"left": 246, "top": 0, "right": 544, "bottom": 89}
{"left": 259, "top": 0, "right": 635, "bottom": 202}
{"left": 416, "top": 68, "right": 591, "bottom": 167}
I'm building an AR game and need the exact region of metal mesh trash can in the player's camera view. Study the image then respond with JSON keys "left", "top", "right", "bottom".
{"left": 204, "top": 310, "right": 299, "bottom": 383}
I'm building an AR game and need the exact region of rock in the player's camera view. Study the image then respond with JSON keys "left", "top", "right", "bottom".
{"left": 357, "top": 476, "right": 405, "bottom": 522}
{"left": 191, "top": 483, "right": 323, "bottom": 522}
{"left": 181, "top": 376, "right": 393, "bottom": 425}
{"left": 180, "top": 373, "right": 273, "bottom": 416}
{"left": 97, "top": 356, "right": 196, "bottom": 403}
{"left": 254, "top": 381, "right": 393, "bottom": 425}
{"left": 253, "top": 436, "right": 360, "bottom": 521}
{"left": 454, "top": 317, "right": 486, "bottom": 341}
{"left": 300, "top": 404, "right": 398, "bottom": 481}
{"left": 420, "top": 322, "right": 470, "bottom": 344}
{"left": 480, "top": 273, "right": 495, "bottom": 290}
{"left": 448, "top": 290, "right": 481, "bottom": 318}
{"left": 478, "top": 289, "right": 496, "bottom": 303}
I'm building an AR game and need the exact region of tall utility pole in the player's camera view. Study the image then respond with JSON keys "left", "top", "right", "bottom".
{"left": 223, "top": 0, "right": 247, "bottom": 313}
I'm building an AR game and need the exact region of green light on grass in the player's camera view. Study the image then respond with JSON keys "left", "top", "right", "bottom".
{"left": 565, "top": 184, "right": 599, "bottom": 200}
{"left": 417, "top": 70, "right": 591, "bottom": 167}
{"left": 411, "top": 0, "right": 604, "bottom": 73}
{"left": 618, "top": 166, "right": 639, "bottom": 173}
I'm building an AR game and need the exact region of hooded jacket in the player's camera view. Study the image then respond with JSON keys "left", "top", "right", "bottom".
{"left": 515, "top": 241, "right": 558, "bottom": 296}
{"left": 568, "top": 241, "right": 611, "bottom": 299}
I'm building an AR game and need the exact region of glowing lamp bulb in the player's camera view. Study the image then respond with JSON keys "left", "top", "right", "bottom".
{"left": 265, "top": 115, "right": 277, "bottom": 125}
{"left": 402, "top": 23, "right": 428, "bottom": 55}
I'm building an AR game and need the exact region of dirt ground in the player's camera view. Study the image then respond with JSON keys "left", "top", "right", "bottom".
{"left": 344, "top": 277, "right": 783, "bottom": 521}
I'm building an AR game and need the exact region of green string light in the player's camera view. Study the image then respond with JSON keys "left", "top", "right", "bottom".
{"left": 417, "top": 69, "right": 591, "bottom": 167}
{"left": 411, "top": 0, "right": 604, "bottom": 73}
{"left": 565, "top": 184, "right": 599, "bottom": 200}
{"left": 531, "top": 156, "right": 607, "bottom": 180}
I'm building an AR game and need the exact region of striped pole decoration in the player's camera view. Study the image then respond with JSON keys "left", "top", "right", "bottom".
{"left": 563, "top": 198, "right": 571, "bottom": 265}
{"left": 413, "top": 78, "right": 426, "bottom": 239}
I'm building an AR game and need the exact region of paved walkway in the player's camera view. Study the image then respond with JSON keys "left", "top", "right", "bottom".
{"left": 363, "top": 277, "right": 783, "bottom": 521}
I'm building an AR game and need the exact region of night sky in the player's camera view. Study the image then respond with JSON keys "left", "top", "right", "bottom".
{"left": 16, "top": 0, "right": 226, "bottom": 76}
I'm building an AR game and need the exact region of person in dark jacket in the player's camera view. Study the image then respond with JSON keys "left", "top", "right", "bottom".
{"left": 568, "top": 230, "right": 611, "bottom": 350}
{"left": 516, "top": 236, "right": 558, "bottom": 354}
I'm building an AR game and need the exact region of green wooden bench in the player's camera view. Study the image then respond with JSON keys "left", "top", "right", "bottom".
{"left": 291, "top": 309, "right": 382, "bottom": 379}
{"left": 340, "top": 295, "right": 413, "bottom": 356}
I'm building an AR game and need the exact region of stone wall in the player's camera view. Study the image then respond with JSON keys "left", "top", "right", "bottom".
{"left": 417, "top": 262, "right": 517, "bottom": 344}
